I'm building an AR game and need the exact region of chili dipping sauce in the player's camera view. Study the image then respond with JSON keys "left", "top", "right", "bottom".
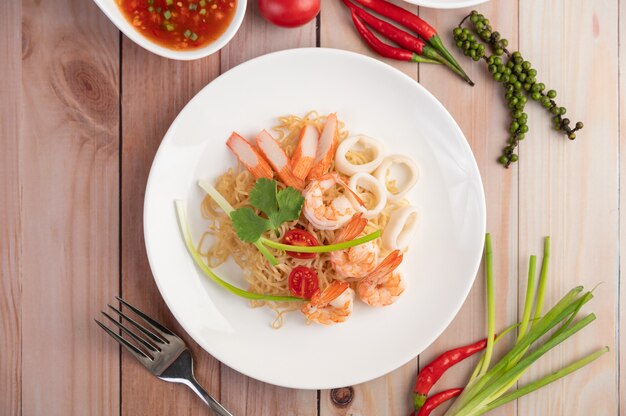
{"left": 118, "top": 0, "right": 236, "bottom": 50}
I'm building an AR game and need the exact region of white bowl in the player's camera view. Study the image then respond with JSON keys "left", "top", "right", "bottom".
{"left": 92, "top": 0, "right": 246, "bottom": 60}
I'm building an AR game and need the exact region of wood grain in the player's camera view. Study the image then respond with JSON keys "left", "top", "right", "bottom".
{"left": 217, "top": 5, "right": 318, "bottom": 416}
{"left": 517, "top": 0, "right": 619, "bottom": 415}
{"left": 120, "top": 39, "right": 222, "bottom": 416}
{"left": 3, "top": 0, "right": 624, "bottom": 414}
{"left": 220, "top": 0, "right": 316, "bottom": 70}
{"left": 616, "top": 2, "right": 626, "bottom": 415}
{"left": 0, "top": 0, "right": 22, "bottom": 414}
{"left": 318, "top": 1, "right": 419, "bottom": 414}
{"left": 19, "top": 0, "right": 121, "bottom": 415}
{"left": 417, "top": 4, "right": 520, "bottom": 415}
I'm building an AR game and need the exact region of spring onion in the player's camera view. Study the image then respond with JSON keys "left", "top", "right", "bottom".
{"left": 441, "top": 235, "right": 608, "bottom": 416}
{"left": 176, "top": 200, "right": 303, "bottom": 302}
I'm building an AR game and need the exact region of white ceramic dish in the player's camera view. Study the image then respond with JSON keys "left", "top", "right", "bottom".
{"left": 92, "top": 0, "right": 246, "bottom": 60}
{"left": 405, "top": 0, "right": 489, "bottom": 8}
{"left": 144, "top": 48, "right": 485, "bottom": 389}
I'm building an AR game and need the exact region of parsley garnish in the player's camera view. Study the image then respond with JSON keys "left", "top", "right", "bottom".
{"left": 231, "top": 178, "right": 304, "bottom": 242}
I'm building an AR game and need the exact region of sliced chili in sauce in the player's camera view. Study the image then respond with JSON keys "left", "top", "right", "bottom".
{"left": 118, "top": 0, "right": 236, "bottom": 50}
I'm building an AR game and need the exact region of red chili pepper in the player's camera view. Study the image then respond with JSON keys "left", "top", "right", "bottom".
{"left": 350, "top": 0, "right": 470, "bottom": 84}
{"left": 352, "top": 0, "right": 436, "bottom": 40}
{"left": 349, "top": 11, "right": 421, "bottom": 63}
{"left": 342, "top": 0, "right": 472, "bottom": 84}
{"left": 412, "top": 388, "right": 463, "bottom": 416}
{"left": 413, "top": 338, "right": 489, "bottom": 410}
{"left": 343, "top": 0, "right": 427, "bottom": 54}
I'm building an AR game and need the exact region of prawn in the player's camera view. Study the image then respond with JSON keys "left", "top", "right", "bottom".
{"left": 357, "top": 250, "right": 406, "bottom": 307}
{"left": 301, "top": 281, "right": 354, "bottom": 325}
{"left": 330, "top": 213, "right": 379, "bottom": 279}
{"left": 302, "top": 172, "right": 361, "bottom": 231}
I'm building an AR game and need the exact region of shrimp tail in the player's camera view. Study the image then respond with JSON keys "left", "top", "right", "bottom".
{"left": 365, "top": 250, "right": 403, "bottom": 284}
{"left": 256, "top": 130, "right": 305, "bottom": 189}
{"left": 335, "top": 213, "right": 368, "bottom": 243}
{"left": 317, "top": 281, "right": 350, "bottom": 305}
{"left": 291, "top": 124, "right": 319, "bottom": 180}
{"left": 226, "top": 132, "right": 274, "bottom": 179}
{"left": 342, "top": 179, "right": 365, "bottom": 207}
{"left": 307, "top": 113, "right": 339, "bottom": 180}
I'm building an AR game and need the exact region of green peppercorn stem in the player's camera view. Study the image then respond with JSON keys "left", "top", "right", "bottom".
{"left": 429, "top": 34, "right": 473, "bottom": 85}
{"left": 453, "top": 10, "right": 584, "bottom": 168}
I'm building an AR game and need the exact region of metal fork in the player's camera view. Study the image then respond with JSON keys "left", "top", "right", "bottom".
{"left": 95, "top": 297, "right": 233, "bottom": 416}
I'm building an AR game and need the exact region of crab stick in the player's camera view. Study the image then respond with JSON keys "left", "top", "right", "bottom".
{"left": 226, "top": 132, "right": 273, "bottom": 179}
{"left": 291, "top": 124, "right": 319, "bottom": 180}
{"left": 307, "top": 113, "right": 339, "bottom": 180}
{"left": 256, "top": 130, "right": 304, "bottom": 190}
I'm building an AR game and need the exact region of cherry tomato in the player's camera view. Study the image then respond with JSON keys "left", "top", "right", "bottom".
{"left": 288, "top": 266, "right": 319, "bottom": 299}
{"left": 258, "top": 0, "right": 320, "bottom": 28}
{"left": 281, "top": 229, "right": 319, "bottom": 259}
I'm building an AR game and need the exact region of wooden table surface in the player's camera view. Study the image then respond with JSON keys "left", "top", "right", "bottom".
{"left": 1, "top": 0, "right": 623, "bottom": 414}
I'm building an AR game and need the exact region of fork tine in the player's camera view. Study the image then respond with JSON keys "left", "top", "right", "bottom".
{"left": 107, "top": 305, "right": 167, "bottom": 345}
{"left": 102, "top": 311, "right": 161, "bottom": 353}
{"left": 115, "top": 296, "right": 177, "bottom": 338}
{"left": 95, "top": 319, "right": 153, "bottom": 362}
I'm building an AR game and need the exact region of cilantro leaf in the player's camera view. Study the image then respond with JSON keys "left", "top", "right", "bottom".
{"left": 232, "top": 179, "right": 304, "bottom": 243}
{"left": 248, "top": 179, "right": 304, "bottom": 230}
{"left": 249, "top": 177, "right": 278, "bottom": 217}
{"left": 270, "top": 187, "right": 304, "bottom": 228}
{"left": 230, "top": 207, "right": 270, "bottom": 242}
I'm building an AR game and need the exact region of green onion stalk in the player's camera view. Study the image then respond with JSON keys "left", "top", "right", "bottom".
{"left": 443, "top": 235, "right": 608, "bottom": 416}
{"left": 198, "top": 180, "right": 381, "bottom": 265}
{"left": 176, "top": 200, "right": 303, "bottom": 302}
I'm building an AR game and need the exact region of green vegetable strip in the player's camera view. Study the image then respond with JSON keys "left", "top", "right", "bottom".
{"left": 531, "top": 237, "right": 550, "bottom": 329}
{"left": 453, "top": 288, "right": 588, "bottom": 409}
{"left": 517, "top": 255, "right": 537, "bottom": 342}
{"left": 198, "top": 179, "right": 235, "bottom": 214}
{"left": 481, "top": 347, "right": 609, "bottom": 413}
{"left": 469, "top": 292, "right": 592, "bottom": 395}
{"left": 253, "top": 241, "right": 279, "bottom": 266}
{"left": 549, "top": 291, "right": 592, "bottom": 341}
{"left": 478, "top": 234, "right": 496, "bottom": 377}
{"left": 198, "top": 179, "right": 279, "bottom": 266}
{"left": 453, "top": 314, "right": 596, "bottom": 416}
{"left": 261, "top": 230, "right": 382, "bottom": 253}
{"left": 467, "top": 317, "right": 541, "bottom": 385}
{"left": 175, "top": 200, "right": 301, "bottom": 302}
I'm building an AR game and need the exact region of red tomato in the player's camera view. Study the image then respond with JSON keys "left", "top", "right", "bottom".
{"left": 281, "top": 229, "right": 319, "bottom": 259}
{"left": 258, "top": 0, "right": 320, "bottom": 28}
{"left": 289, "top": 266, "right": 319, "bottom": 299}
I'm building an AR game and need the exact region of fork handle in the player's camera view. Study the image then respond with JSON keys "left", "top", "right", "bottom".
{"left": 182, "top": 377, "right": 234, "bottom": 416}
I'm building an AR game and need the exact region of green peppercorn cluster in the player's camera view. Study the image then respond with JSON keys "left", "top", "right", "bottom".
{"left": 453, "top": 27, "right": 486, "bottom": 61}
{"left": 452, "top": 11, "right": 583, "bottom": 168}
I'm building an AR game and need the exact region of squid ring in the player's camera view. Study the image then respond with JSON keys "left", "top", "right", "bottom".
{"left": 335, "top": 135, "right": 385, "bottom": 176}
{"left": 347, "top": 173, "right": 388, "bottom": 219}
{"left": 374, "top": 155, "right": 419, "bottom": 202}
{"left": 382, "top": 205, "right": 419, "bottom": 251}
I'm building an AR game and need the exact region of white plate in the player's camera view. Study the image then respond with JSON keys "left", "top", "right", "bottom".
{"left": 405, "top": 0, "right": 489, "bottom": 8}
{"left": 144, "top": 48, "right": 485, "bottom": 389}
